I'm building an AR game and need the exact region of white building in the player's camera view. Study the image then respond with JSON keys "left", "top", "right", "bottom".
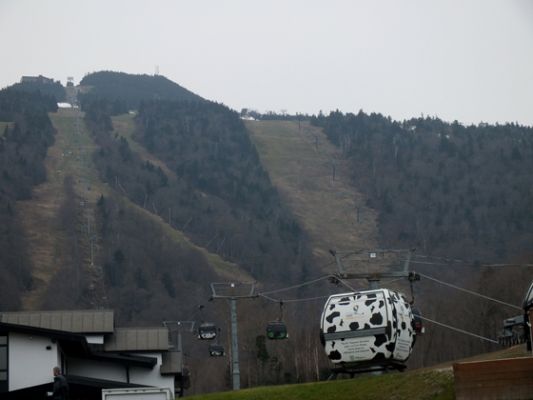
{"left": 0, "top": 310, "right": 184, "bottom": 400}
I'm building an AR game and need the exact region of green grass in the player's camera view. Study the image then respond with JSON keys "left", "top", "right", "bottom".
{"left": 186, "top": 370, "right": 454, "bottom": 400}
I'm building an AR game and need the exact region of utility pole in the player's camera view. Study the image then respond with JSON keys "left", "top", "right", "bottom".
{"left": 210, "top": 282, "right": 256, "bottom": 390}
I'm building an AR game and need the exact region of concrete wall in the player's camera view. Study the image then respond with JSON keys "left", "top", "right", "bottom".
{"left": 9, "top": 332, "right": 59, "bottom": 391}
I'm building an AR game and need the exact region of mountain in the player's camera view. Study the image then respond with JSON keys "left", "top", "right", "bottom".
{"left": 2, "top": 71, "right": 533, "bottom": 394}
{"left": 8, "top": 76, "right": 66, "bottom": 102}
{"left": 311, "top": 110, "right": 533, "bottom": 262}
{"left": 79, "top": 71, "right": 203, "bottom": 112}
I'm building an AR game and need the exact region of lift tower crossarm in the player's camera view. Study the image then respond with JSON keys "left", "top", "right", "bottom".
{"left": 329, "top": 249, "right": 418, "bottom": 289}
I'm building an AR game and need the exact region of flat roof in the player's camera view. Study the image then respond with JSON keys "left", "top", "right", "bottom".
{"left": 105, "top": 327, "right": 169, "bottom": 352}
{"left": 0, "top": 310, "right": 114, "bottom": 333}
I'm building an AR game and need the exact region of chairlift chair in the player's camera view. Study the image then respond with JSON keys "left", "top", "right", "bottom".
{"left": 266, "top": 321, "right": 288, "bottom": 340}
{"left": 266, "top": 301, "right": 289, "bottom": 340}
{"left": 208, "top": 343, "right": 225, "bottom": 357}
{"left": 197, "top": 322, "right": 217, "bottom": 340}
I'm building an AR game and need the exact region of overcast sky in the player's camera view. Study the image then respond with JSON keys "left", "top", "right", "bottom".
{"left": 1, "top": 0, "right": 532, "bottom": 125}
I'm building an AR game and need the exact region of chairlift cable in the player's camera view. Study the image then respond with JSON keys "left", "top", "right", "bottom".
{"left": 483, "top": 263, "right": 533, "bottom": 267}
{"left": 418, "top": 272, "right": 522, "bottom": 311}
{"left": 412, "top": 254, "right": 533, "bottom": 268}
{"left": 259, "top": 293, "right": 332, "bottom": 303}
{"left": 415, "top": 314, "right": 499, "bottom": 344}
{"left": 259, "top": 273, "right": 356, "bottom": 296}
{"left": 259, "top": 274, "right": 333, "bottom": 295}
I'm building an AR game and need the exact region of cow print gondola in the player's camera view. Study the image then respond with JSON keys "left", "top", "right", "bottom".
{"left": 320, "top": 289, "right": 417, "bottom": 366}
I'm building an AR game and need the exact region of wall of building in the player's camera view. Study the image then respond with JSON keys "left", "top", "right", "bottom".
{"left": 9, "top": 332, "right": 59, "bottom": 391}
{"left": 69, "top": 353, "right": 174, "bottom": 397}
{"left": 129, "top": 353, "right": 174, "bottom": 397}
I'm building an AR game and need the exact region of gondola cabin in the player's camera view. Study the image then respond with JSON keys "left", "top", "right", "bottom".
{"left": 209, "top": 344, "right": 225, "bottom": 357}
{"left": 266, "top": 321, "right": 288, "bottom": 340}
{"left": 320, "top": 289, "right": 416, "bottom": 367}
{"left": 197, "top": 322, "right": 217, "bottom": 340}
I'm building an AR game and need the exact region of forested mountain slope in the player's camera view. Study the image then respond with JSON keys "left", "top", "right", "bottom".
{"left": 8, "top": 78, "right": 66, "bottom": 102}
{"left": 0, "top": 88, "right": 57, "bottom": 309}
{"left": 79, "top": 71, "right": 203, "bottom": 113}
{"left": 3, "top": 71, "right": 533, "bottom": 393}
{"left": 312, "top": 111, "right": 533, "bottom": 262}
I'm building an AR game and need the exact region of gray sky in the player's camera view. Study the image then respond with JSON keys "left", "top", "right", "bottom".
{"left": 1, "top": 0, "right": 532, "bottom": 125}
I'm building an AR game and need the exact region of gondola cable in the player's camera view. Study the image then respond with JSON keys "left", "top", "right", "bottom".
{"left": 418, "top": 272, "right": 522, "bottom": 310}
{"left": 259, "top": 293, "right": 331, "bottom": 303}
{"left": 260, "top": 274, "right": 334, "bottom": 295}
{"left": 415, "top": 314, "right": 499, "bottom": 344}
{"left": 258, "top": 274, "right": 357, "bottom": 297}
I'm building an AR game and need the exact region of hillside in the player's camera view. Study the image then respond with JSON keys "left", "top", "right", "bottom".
{"left": 18, "top": 108, "right": 105, "bottom": 309}
{"left": 79, "top": 71, "right": 203, "bottom": 113}
{"left": 309, "top": 110, "right": 533, "bottom": 367}
{"left": 312, "top": 111, "right": 533, "bottom": 262}
{"left": 0, "top": 88, "right": 57, "bottom": 310}
{"left": 187, "top": 344, "right": 531, "bottom": 400}
{"left": 246, "top": 120, "right": 378, "bottom": 270}
{"left": 3, "top": 73, "right": 533, "bottom": 394}
{"left": 187, "top": 369, "right": 454, "bottom": 400}
{"left": 81, "top": 94, "right": 312, "bottom": 284}
{"left": 16, "top": 106, "right": 251, "bottom": 311}
{"left": 9, "top": 77, "right": 66, "bottom": 102}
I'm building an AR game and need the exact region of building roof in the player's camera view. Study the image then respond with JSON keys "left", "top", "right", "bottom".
{"left": 0, "top": 322, "right": 157, "bottom": 368}
{"left": 0, "top": 310, "right": 114, "bottom": 333}
{"left": 104, "top": 327, "right": 170, "bottom": 352}
{"left": 160, "top": 351, "right": 183, "bottom": 375}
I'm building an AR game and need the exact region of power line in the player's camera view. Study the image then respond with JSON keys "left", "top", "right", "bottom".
{"left": 418, "top": 272, "right": 522, "bottom": 311}
{"left": 416, "top": 314, "right": 499, "bottom": 344}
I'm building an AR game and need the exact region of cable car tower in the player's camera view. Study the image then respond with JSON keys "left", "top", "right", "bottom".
{"left": 329, "top": 248, "right": 419, "bottom": 290}
{"left": 210, "top": 282, "right": 256, "bottom": 390}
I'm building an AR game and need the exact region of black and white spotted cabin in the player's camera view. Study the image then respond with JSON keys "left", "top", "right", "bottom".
{"left": 320, "top": 289, "right": 416, "bottom": 365}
